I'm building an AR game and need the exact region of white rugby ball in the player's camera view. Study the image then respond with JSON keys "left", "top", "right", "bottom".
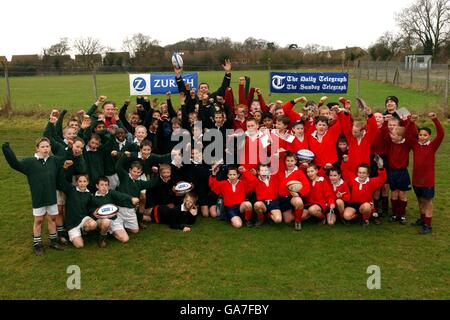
{"left": 96, "top": 204, "right": 119, "bottom": 218}
{"left": 297, "top": 149, "right": 315, "bottom": 161}
{"left": 173, "top": 181, "right": 193, "bottom": 196}
{"left": 171, "top": 52, "right": 183, "bottom": 69}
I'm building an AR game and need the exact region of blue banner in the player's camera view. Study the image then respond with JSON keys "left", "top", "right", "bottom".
{"left": 150, "top": 73, "right": 198, "bottom": 95}
{"left": 270, "top": 72, "right": 348, "bottom": 94}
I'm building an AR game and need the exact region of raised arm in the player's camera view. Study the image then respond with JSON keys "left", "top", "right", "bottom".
{"left": 2, "top": 142, "right": 27, "bottom": 174}
{"left": 55, "top": 109, "right": 68, "bottom": 139}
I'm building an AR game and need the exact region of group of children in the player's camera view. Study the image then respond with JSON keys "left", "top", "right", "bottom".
{"left": 2, "top": 61, "right": 445, "bottom": 256}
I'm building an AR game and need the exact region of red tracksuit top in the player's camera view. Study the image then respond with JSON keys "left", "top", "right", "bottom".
{"left": 309, "top": 120, "right": 342, "bottom": 167}
{"left": 242, "top": 171, "right": 279, "bottom": 201}
{"left": 371, "top": 128, "right": 386, "bottom": 156}
{"left": 329, "top": 179, "right": 351, "bottom": 202}
{"left": 408, "top": 118, "right": 444, "bottom": 187}
{"left": 382, "top": 119, "right": 417, "bottom": 170}
{"left": 277, "top": 166, "right": 311, "bottom": 198}
{"left": 239, "top": 132, "right": 270, "bottom": 171}
{"left": 342, "top": 163, "right": 387, "bottom": 203}
{"left": 305, "top": 177, "right": 335, "bottom": 209}
{"left": 209, "top": 176, "right": 252, "bottom": 207}
{"left": 288, "top": 135, "right": 309, "bottom": 153}
{"left": 339, "top": 112, "right": 377, "bottom": 173}
{"left": 282, "top": 100, "right": 301, "bottom": 129}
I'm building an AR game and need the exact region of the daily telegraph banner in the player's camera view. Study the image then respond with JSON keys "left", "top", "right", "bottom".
{"left": 129, "top": 73, "right": 198, "bottom": 95}
{"left": 270, "top": 72, "right": 348, "bottom": 94}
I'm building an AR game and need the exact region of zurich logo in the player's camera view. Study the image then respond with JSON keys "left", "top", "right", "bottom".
{"left": 272, "top": 75, "right": 286, "bottom": 90}
{"left": 133, "top": 77, "right": 147, "bottom": 91}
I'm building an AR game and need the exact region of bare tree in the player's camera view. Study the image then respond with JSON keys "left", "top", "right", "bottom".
{"left": 73, "top": 37, "right": 105, "bottom": 68}
{"left": 396, "top": 0, "right": 450, "bottom": 55}
{"left": 122, "top": 33, "right": 160, "bottom": 58}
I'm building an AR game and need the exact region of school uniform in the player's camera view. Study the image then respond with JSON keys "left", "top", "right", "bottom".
{"left": 276, "top": 166, "right": 311, "bottom": 212}
{"left": 304, "top": 177, "right": 335, "bottom": 212}
{"left": 308, "top": 120, "right": 342, "bottom": 168}
{"left": 151, "top": 203, "right": 197, "bottom": 230}
{"left": 115, "top": 155, "right": 159, "bottom": 229}
{"left": 409, "top": 118, "right": 444, "bottom": 199}
{"left": 2, "top": 143, "right": 68, "bottom": 216}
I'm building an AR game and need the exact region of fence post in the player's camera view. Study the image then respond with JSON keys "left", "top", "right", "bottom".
{"left": 375, "top": 61, "right": 378, "bottom": 81}
{"left": 91, "top": 62, "right": 98, "bottom": 100}
{"left": 356, "top": 60, "right": 361, "bottom": 99}
{"left": 445, "top": 64, "right": 449, "bottom": 118}
{"left": 426, "top": 59, "right": 431, "bottom": 91}
{"left": 268, "top": 57, "right": 272, "bottom": 103}
{"left": 385, "top": 61, "right": 388, "bottom": 82}
{"left": 1, "top": 60, "right": 12, "bottom": 117}
{"left": 410, "top": 58, "right": 414, "bottom": 85}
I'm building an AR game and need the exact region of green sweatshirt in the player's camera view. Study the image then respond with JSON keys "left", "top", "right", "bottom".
{"left": 2, "top": 143, "right": 67, "bottom": 208}
{"left": 115, "top": 155, "right": 159, "bottom": 197}
{"left": 57, "top": 168, "right": 92, "bottom": 229}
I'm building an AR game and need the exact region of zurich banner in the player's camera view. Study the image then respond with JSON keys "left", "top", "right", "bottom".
{"left": 270, "top": 72, "right": 348, "bottom": 94}
{"left": 129, "top": 73, "right": 198, "bottom": 96}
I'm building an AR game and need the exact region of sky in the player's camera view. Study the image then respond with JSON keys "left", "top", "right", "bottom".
{"left": 0, "top": 0, "right": 415, "bottom": 59}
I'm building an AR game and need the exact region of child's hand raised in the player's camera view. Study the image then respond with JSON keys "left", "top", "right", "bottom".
{"left": 428, "top": 112, "right": 437, "bottom": 119}
{"left": 63, "top": 160, "right": 73, "bottom": 169}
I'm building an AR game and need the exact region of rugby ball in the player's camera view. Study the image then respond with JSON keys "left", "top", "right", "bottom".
{"left": 171, "top": 52, "right": 183, "bottom": 69}
{"left": 95, "top": 204, "right": 119, "bottom": 219}
{"left": 297, "top": 149, "right": 315, "bottom": 162}
{"left": 286, "top": 180, "right": 303, "bottom": 193}
{"left": 173, "top": 181, "right": 194, "bottom": 196}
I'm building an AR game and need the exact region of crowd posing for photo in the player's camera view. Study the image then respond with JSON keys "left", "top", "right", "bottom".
{"left": 2, "top": 60, "right": 445, "bottom": 256}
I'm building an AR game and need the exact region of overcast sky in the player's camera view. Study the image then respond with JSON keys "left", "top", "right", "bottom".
{"left": 1, "top": 0, "right": 415, "bottom": 59}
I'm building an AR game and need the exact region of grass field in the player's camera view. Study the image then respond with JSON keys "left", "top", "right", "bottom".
{"left": 0, "top": 71, "right": 449, "bottom": 300}
{"left": 0, "top": 70, "right": 446, "bottom": 115}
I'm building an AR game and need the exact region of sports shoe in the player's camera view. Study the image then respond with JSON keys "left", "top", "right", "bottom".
{"left": 412, "top": 219, "right": 424, "bottom": 227}
{"left": 254, "top": 219, "right": 264, "bottom": 227}
{"left": 245, "top": 220, "right": 254, "bottom": 228}
{"left": 33, "top": 243, "right": 44, "bottom": 256}
{"left": 98, "top": 235, "right": 108, "bottom": 248}
{"left": 389, "top": 215, "right": 398, "bottom": 223}
{"left": 399, "top": 217, "right": 407, "bottom": 225}
{"left": 419, "top": 225, "right": 432, "bottom": 235}
{"left": 294, "top": 221, "right": 302, "bottom": 231}
{"left": 362, "top": 220, "right": 370, "bottom": 227}
{"left": 50, "top": 239, "right": 64, "bottom": 250}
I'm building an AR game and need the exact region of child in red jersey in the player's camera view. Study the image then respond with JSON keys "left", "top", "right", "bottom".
{"left": 209, "top": 165, "right": 253, "bottom": 229}
{"left": 238, "top": 118, "right": 270, "bottom": 172}
{"left": 288, "top": 120, "right": 309, "bottom": 153}
{"left": 240, "top": 164, "right": 281, "bottom": 226}
{"left": 308, "top": 115, "right": 342, "bottom": 169}
{"left": 341, "top": 159, "right": 387, "bottom": 227}
{"left": 408, "top": 112, "right": 444, "bottom": 234}
{"left": 371, "top": 112, "right": 389, "bottom": 219}
{"left": 338, "top": 106, "right": 377, "bottom": 174}
{"left": 382, "top": 115, "right": 418, "bottom": 224}
{"left": 303, "top": 164, "right": 336, "bottom": 226}
{"left": 276, "top": 152, "right": 311, "bottom": 231}
{"left": 327, "top": 167, "right": 351, "bottom": 223}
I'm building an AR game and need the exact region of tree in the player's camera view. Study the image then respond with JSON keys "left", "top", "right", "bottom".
{"left": 42, "top": 38, "right": 70, "bottom": 56}
{"left": 396, "top": 0, "right": 450, "bottom": 55}
{"left": 73, "top": 37, "right": 104, "bottom": 68}
{"left": 368, "top": 32, "right": 403, "bottom": 60}
{"left": 122, "top": 33, "right": 160, "bottom": 58}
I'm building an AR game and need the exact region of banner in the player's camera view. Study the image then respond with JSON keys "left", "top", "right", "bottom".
{"left": 270, "top": 72, "right": 348, "bottom": 94}
{"left": 129, "top": 73, "right": 198, "bottom": 95}
{"left": 129, "top": 74, "right": 151, "bottom": 95}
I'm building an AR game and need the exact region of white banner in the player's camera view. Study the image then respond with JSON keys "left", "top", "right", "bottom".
{"left": 129, "top": 74, "right": 151, "bottom": 96}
